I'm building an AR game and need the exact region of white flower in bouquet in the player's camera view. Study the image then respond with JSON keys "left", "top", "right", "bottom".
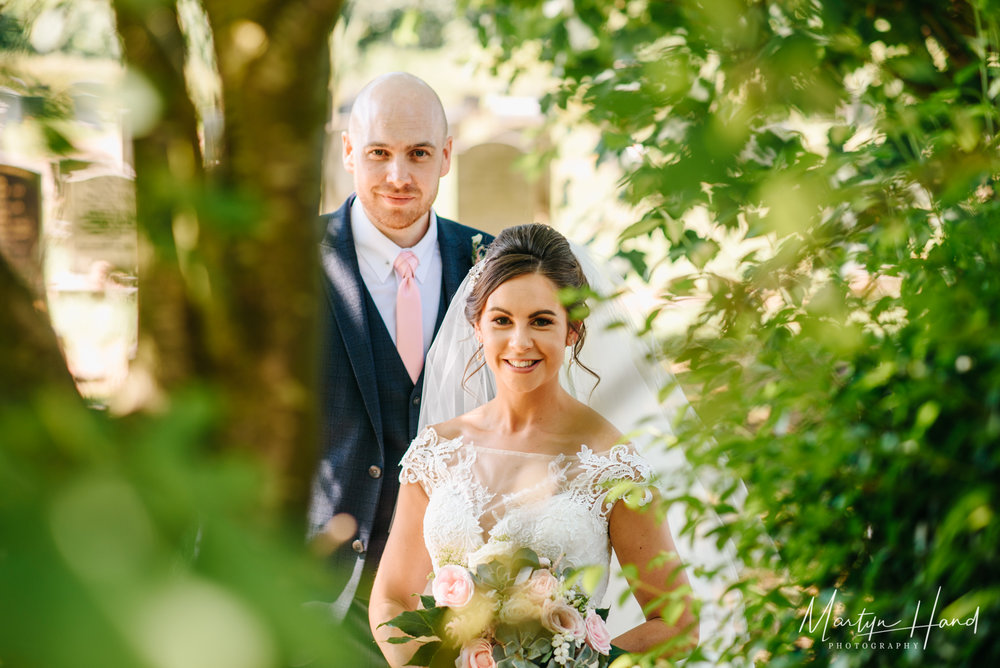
{"left": 443, "top": 590, "right": 496, "bottom": 645}
{"left": 466, "top": 538, "right": 517, "bottom": 570}
{"left": 497, "top": 591, "right": 536, "bottom": 624}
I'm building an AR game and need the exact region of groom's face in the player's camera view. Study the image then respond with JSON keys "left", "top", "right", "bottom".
{"left": 343, "top": 83, "right": 452, "bottom": 246}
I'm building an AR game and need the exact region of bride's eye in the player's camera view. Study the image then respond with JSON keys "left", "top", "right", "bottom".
{"left": 492, "top": 316, "right": 512, "bottom": 325}
{"left": 532, "top": 317, "right": 554, "bottom": 327}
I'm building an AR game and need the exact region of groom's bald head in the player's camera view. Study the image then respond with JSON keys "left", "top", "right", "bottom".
{"left": 347, "top": 72, "right": 449, "bottom": 146}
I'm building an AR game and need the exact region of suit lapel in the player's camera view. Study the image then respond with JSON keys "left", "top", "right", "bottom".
{"left": 437, "top": 219, "right": 474, "bottom": 311}
{"left": 319, "top": 199, "right": 384, "bottom": 448}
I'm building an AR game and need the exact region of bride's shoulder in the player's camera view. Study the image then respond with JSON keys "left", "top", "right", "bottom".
{"left": 425, "top": 419, "right": 463, "bottom": 443}
{"left": 427, "top": 405, "right": 490, "bottom": 443}
{"left": 565, "top": 401, "right": 623, "bottom": 453}
{"left": 403, "top": 422, "right": 468, "bottom": 471}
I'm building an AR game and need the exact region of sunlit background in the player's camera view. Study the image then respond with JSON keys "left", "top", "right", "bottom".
{"left": 4, "top": 1, "right": 999, "bottom": 666}
{"left": 1, "top": 0, "right": 660, "bottom": 407}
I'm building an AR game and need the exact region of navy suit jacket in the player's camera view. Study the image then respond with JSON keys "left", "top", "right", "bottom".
{"left": 309, "top": 195, "right": 489, "bottom": 616}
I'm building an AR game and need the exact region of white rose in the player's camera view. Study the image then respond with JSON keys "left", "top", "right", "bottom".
{"left": 498, "top": 592, "right": 537, "bottom": 624}
{"left": 466, "top": 539, "right": 515, "bottom": 570}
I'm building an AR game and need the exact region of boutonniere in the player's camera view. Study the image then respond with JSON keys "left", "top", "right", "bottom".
{"left": 470, "top": 233, "right": 487, "bottom": 265}
{"left": 467, "top": 234, "right": 490, "bottom": 289}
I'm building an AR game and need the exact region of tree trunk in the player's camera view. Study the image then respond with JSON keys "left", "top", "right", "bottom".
{"left": 112, "top": 0, "right": 344, "bottom": 518}
{"left": 0, "top": 255, "right": 78, "bottom": 401}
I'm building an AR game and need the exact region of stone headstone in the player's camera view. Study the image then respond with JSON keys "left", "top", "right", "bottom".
{"left": 58, "top": 170, "right": 137, "bottom": 274}
{"left": 457, "top": 142, "right": 542, "bottom": 236}
{"left": 0, "top": 87, "right": 23, "bottom": 125}
{"left": 46, "top": 168, "right": 138, "bottom": 399}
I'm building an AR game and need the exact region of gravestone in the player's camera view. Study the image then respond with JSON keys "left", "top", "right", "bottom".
{"left": 58, "top": 169, "right": 137, "bottom": 273}
{"left": 47, "top": 168, "right": 138, "bottom": 397}
{"left": 0, "top": 87, "right": 23, "bottom": 126}
{"left": 457, "top": 142, "right": 544, "bottom": 236}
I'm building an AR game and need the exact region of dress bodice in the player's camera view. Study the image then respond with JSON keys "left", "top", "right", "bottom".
{"left": 399, "top": 426, "right": 653, "bottom": 602}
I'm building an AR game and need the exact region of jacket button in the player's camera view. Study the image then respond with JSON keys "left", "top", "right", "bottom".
{"left": 352, "top": 539, "right": 365, "bottom": 554}
{"left": 368, "top": 465, "right": 382, "bottom": 479}
{"left": 412, "top": 395, "right": 420, "bottom": 406}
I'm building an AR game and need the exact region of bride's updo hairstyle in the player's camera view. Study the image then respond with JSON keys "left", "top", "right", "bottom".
{"left": 464, "top": 223, "right": 598, "bottom": 384}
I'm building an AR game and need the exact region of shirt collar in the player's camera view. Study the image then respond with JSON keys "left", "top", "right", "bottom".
{"left": 351, "top": 198, "right": 438, "bottom": 283}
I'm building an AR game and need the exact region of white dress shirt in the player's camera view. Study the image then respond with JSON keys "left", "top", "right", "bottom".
{"left": 351, "top": 198, "right": 442, "bottom": 358}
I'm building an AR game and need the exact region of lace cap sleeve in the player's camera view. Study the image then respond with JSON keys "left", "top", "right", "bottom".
{"left": 574, "top": 443, "right": 655, "bottom": 518}
{"left": 398, "top": 426, "right": 464, "bottom": 495}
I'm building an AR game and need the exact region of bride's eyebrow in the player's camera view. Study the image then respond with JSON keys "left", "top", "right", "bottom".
{"left": 486, "top": 307, "right": 559, "bottom": 318}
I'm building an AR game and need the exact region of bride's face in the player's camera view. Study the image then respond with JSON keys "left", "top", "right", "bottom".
{"left": 474, "top": 272, "right": 578, "bottom": 394}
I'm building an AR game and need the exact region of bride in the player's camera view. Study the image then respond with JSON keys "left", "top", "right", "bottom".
{"left": 368, "top": 224, "right": 698, "bottom": 666}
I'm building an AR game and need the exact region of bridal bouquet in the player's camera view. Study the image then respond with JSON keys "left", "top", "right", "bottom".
{"left": 384, "top": 545, "right": 612, "bottom": 668}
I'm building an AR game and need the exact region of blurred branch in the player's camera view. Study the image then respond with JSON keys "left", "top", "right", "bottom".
{"left": 0, "top": 254, "right": 78, "bottom": 401}
{"left": 112, "top": 0, "right": 206, "bottom": 391}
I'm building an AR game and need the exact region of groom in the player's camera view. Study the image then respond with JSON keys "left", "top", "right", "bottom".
{"left": 309, "top": 72, "right": 490, "bottom": 663}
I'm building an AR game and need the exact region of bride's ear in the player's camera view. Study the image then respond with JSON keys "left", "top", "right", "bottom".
{"left": 566, "top": 324, "right": 580, "bottom": 347}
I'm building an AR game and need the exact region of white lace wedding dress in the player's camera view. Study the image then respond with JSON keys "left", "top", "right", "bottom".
{"left": 399, "top": 425, "right": 654, "bottom": 603}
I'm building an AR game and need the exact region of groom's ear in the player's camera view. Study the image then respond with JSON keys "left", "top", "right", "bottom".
{"left": 341, "top": 131, "right": 355, "bottom": 173}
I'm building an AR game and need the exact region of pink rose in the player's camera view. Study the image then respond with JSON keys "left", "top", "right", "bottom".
{"left": 523, "top": 569, "right": 560, "bottom": 603}
{"left": 584, "top": 609, "right": 612, "bottom": 655}
{"left": 541, "top": 599, "right": 586, "bottom": 641}
{"left": 432, "top": 565, "right": 475, "bottom": 608}
{"left": 455, "top": 638, "right": 496, "bottom": 668}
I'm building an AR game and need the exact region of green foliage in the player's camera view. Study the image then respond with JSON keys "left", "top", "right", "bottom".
{"left": 0, "top": 0, "right": 120, "bottom": 58}
{"left": 0, "top": 12, "right": 31, "bottom": 52}
{"left": 465, "top": 0, "right": 1000, "bottom": 664}
{"left": 0, "top": 385, "right": 355, "bottom": 667}
{"left": 342, "top": 0, "right": 454, "bottom": 50}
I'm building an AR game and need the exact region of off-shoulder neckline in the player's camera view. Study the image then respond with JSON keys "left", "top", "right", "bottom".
{"left": 421, "top": 424, "right": 628, "bottom": 460}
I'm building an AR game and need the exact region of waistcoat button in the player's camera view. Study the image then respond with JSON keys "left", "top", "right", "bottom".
{"left": 368, "top": 465, "right": 382, "bottom": 479}
{"left": 352, "top": 539, "right": 365, "bottom": 554}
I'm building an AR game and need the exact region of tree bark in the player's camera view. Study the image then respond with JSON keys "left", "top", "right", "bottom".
{"left": 112, "top": 0, "right": 344, "bottom": 518}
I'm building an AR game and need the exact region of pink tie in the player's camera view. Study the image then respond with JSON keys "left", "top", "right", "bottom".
{"left": 394, "top": 251, "right": 423, "bottom": 383}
